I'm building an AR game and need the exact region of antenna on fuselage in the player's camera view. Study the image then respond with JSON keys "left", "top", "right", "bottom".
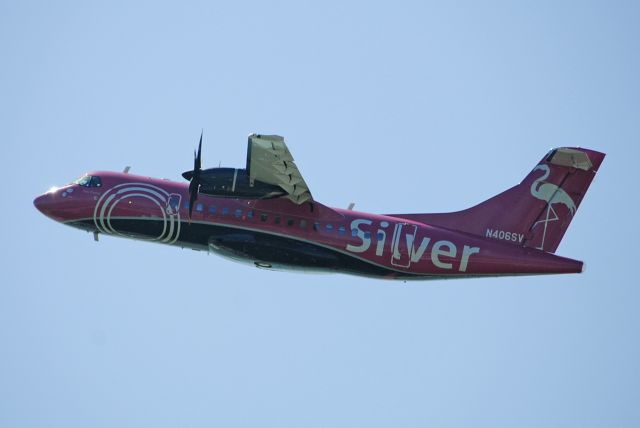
{"left": 123, "top": 166, "right": 131, "bottom": 174}
{"left": 347, "top": 202, "right": 355, "bottom": 210}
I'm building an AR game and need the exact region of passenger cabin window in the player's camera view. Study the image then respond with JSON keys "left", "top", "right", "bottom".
{"left": 196, "top": 203, "right": 204, "bottom": 212}
{"left": 222, "top": 207, "right": 229, "bottom": 216}
{"left": 338, "top": 226, "right": 346, "bottom": 235}
{"left": 168, "top": 195, "right": 180, "bottom": 213}
{"left": 260, "top": 213, "right": 268, "bottom": 222}
{"left": 300, "top": 219, "right": 307, "bottom": 229}
{"left": 325, "top": 224, "right": 334, "bottom": 232}
{"left": 235, "top": 209, "right": 242, "bottom": 218}
{"left": 247, "top": 210, "right": 254, "bottom": 220}
{"left": 274, "top": 216, "right": 281, "bottom": 225}
{"left": 287, "top": 219, "right": 294, "bottom": 227}
{"left": 209, "top": 205, "right": 217, "bottom": 214}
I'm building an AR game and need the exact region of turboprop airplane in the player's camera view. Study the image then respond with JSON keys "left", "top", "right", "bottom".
{"left": 34, "top": 133, "right": 605, "bottom": 280}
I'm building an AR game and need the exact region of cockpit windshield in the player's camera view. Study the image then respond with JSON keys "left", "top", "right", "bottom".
{"left": 74, "top": 174, "right": 102, "bottom": 187}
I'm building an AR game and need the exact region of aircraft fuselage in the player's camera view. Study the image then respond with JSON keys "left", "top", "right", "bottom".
{"left": 34, "top": 171, "right": 583, "bottom": 280}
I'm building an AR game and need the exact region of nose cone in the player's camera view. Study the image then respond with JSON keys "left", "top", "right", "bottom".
{"left": 34, "top": 185, "right": 92, "bottom": 223}
{"left": 34, "top": 188, "right": 74, "bottom": 222}
{"left": 34, "top": 192, "right": 55, "bottom": 218}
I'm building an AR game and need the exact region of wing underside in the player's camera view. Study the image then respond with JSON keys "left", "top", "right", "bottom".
{"left": 246, "top": 134, "right": 312, "bottom": 204}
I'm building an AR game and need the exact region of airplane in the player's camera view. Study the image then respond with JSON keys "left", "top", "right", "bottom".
{"left": 34, "top": 133, "right": 605, "bottom": 280}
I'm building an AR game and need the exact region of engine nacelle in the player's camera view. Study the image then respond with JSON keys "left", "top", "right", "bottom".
{"left": 183, "top": 167, "right": 286, "bottom": 199}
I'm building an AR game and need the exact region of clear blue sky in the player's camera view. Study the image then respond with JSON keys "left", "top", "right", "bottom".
{"left": 2, "top": 1, "right": 639, "bottom": 427}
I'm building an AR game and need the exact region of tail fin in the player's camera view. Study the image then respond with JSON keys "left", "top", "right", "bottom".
{"left": 390, "top": 147, "right": 605, "bottom": 253}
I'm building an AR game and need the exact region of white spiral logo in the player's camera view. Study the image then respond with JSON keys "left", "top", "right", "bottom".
{"left": 93, "top": 183, "right": 181, "bottom": 244}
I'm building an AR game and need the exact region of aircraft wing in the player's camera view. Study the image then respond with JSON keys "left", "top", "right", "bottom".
{"left": 246, "top": 134, "right": 313, "bottom": 204}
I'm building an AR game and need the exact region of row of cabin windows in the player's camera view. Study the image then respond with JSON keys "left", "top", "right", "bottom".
{"left": 183, "top": 201, "right": 356, "bottom": 236}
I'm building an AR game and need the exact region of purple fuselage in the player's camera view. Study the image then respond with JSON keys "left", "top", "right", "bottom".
{"left": 34, "top": 171, "right": 584, "bottom": 280}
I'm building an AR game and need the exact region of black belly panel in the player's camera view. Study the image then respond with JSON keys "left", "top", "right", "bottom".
{"left": 71, "top": 218, "right": 410, "bottom": 278}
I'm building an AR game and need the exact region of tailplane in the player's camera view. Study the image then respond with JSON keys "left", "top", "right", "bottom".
{"left": 390, "top": 147, "right": 605, "bottom": 253}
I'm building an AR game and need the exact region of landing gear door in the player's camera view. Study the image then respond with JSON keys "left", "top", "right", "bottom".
{"left": 390, "top": 223, "right": 418, "bottom": 268}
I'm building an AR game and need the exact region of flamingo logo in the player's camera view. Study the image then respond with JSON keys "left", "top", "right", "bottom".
{"left": 530, "top": 164, "right": 577, "bottom": 250}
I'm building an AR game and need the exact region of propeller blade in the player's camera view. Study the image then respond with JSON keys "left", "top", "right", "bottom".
{"left": 187, "top": 131, "right": 203, "bottom": 222}
{"left": 195, "top": 131, "right": 202, "bottom": 172}
{"left": 189, "top": 180, "right": 198, "bottom": 220}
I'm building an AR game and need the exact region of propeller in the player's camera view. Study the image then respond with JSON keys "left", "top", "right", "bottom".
{"left": 186, "top": 131, "right": 203, "bottom": 221}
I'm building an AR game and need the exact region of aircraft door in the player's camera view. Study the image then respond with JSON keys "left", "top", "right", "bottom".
{"left": 390, "top": 223, "right": 418, "bottom": 268}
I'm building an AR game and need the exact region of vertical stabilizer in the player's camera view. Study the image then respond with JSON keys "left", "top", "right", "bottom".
{"left": 388, "top": 147, "right": 605, "bottom": 253}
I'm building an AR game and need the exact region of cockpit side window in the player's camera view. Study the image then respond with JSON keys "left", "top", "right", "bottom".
{"left": 74, "top": 175, "right": 91, "bottom": 186}
{"left": 74, "top": 175, "right": 102, "bottom": 187}
{"left": 89, "top": 176, "right": 102, "bottom": 187}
